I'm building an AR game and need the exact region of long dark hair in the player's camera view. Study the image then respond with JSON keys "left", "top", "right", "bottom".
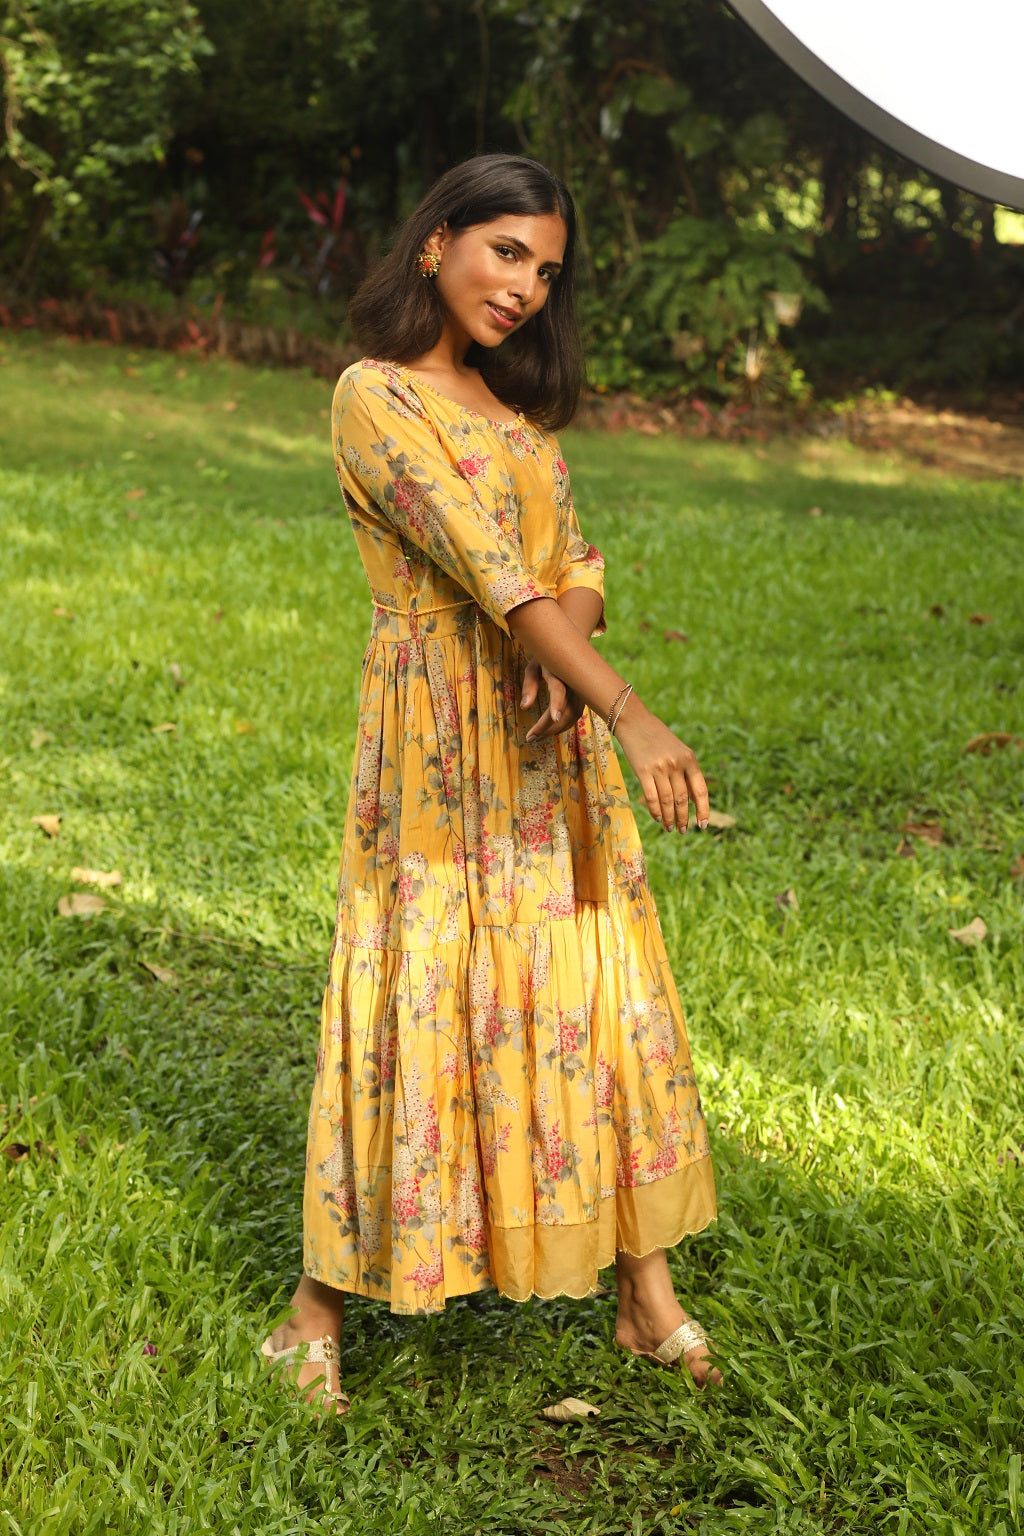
{"left": 348, "top": 154, "right": 582, "bottom": 431}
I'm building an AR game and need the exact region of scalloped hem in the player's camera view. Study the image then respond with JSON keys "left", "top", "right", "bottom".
{"left": 304, "top": 1156, "right": 716, "bottom": 1315}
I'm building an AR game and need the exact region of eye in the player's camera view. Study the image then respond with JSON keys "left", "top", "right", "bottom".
{"left": 495, "top": 243, "right": 517, "bottom": 260}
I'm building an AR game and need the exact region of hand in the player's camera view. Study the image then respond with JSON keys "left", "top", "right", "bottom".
{"left": 612, "top": 696, "right": 710, "bottom": 833}
{"left": 522, "top": 659, "right": 585, "bottom": 742}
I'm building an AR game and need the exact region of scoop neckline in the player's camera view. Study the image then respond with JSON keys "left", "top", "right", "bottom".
{"left": 384, "top": 362, "right": 526, "bottom": 428}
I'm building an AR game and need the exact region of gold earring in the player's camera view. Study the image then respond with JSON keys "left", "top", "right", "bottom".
{"left": 417, "top": 249, "right": 441, "bottom": 278}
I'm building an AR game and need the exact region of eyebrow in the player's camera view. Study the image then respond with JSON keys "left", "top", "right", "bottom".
{"left": 494, "top": 233, "right": 563, "bottom": 271}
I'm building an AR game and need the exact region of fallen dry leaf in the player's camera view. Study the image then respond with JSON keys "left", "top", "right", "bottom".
{"left": 52, "top": 606, "right": 74, "bottom": 619}
{"left": 57, "top": 892, "right": 107, "bottom": 917}
{"left": 704, "top": 809, "right": 737, "bottom": 829}
{"left": 169, "top": 662, "right": 185, "bottom": 689}
{"left": 71, "top": 867, "right": 122, "bottom": 888}
{"left": 774, "top": 887, "right": 800, "bottom": 913}
{"left": 896, "top": 837, "right": 916, "bottom": 859}
{"left": 234, "top": 720, "right": 254, "bottom": 735}
{"left": 806, "top": 505, "right": 822, "bottom": 517}
{"left": 929, "top": 604, "right": 946, "bottom": 619}
{"left": 541, "top": 1398, "right": 601, "bottom": 1422}
{"left": 4, "top": 1143, "right": 31, "bottom": 1162}
{"left": 902, "top": 820, "right": 945, "bottom": 846}
{"left": 633, "top": 562, "right": 645, "bottom": 574}
{"left": 962, "top": 731, "right": 1023, "bottom": 756}
{"left": 663, "top": 629, "right": 689, "bottom": 644}
{"left": 968, "top": 613, "right": 993, "bottom": 626}
{"left": 222, "top": 399, "right": 238, "bottom": 413}
{"left": 140, "top": 960, "right": 178, "bottom": 987}
{"left": 30, "top": 728, "right": 53, "bottom": 750}
{"left": 32, "top": 814, "right": 61, "bottom": 838}
{"left": 781, "top": 782, "right": 794, "bottom": 796}
{"left": 948, "top": 916, "right": 987, "bottom": 947}
{"left": 124, "top": 487, "right": 146, "bottom": 501}
{"left": 1011, "top": 856, "right": 1024, "bottom": 881}
{"left": 213, "top": 607, "right": 225, "bottom": 622}
{"left": 151, "top": 722, "right": 177, "bottom": 734}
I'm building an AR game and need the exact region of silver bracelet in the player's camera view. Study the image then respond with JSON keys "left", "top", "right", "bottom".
{"left": 608, "top": 684, "right": 633, "bottom": 736}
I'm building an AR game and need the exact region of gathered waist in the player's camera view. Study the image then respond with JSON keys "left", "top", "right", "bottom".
{"left": 370, "top": 599, "right": 486, "bottom": 643}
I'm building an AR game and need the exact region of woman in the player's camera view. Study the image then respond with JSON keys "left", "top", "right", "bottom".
{"left": 262, "top": 153, "right": 720, "bottom": 1412}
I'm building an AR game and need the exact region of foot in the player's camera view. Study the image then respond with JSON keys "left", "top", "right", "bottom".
{"left": 614, "top": 1249, "right": 722, "bottom": 1389}
{"left": 265, "top": 1275, "right": 348, "bottom": 1416}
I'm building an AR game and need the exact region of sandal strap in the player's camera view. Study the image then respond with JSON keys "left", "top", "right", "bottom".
{"left": 651, "top": 1320, "right": 708, "bottom": 1364}
{"left": 261, "top": 1333, "right": 347, "bottom": 1403}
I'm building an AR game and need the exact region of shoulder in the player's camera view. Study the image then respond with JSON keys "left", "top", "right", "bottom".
{"left": 334, "top": 358, "right": 430, "bottom": 424}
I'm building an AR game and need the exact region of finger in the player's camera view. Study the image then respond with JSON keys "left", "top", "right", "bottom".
{"left": 639, "top": 772, "right": 662, "bottom": 825}
{"left": 543, "top": 671, "right": 567, "bottom": 723}
{"left": 668, "top": 765, "right": 690, "bottom": 832}
{"left": 521, "top": 661, "right": 541, "bottom": 708}
{"left": 686, "top": 761, "right": 710, "bottom": 829}
{"left": 655, "top": 769, "right": 676, "bottom": 831}
{"left": 526, "top": 707, "right": 555, "bottom": 742}
{"left": 533, "top": 708, "right": 572, "bottom": 740}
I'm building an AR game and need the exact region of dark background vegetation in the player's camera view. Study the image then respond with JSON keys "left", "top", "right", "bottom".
{"left": 2, "top": 0, "right": 1023, "bottom": 404}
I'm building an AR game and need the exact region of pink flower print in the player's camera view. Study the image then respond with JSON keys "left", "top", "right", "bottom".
{"left": 421, "top": 1098, "right": 442, "bottom": 1155}
{"left": 518, "top": 803, "right": 550, "bottom": 852}
{"left": 392, "top": 553, "right": 412, "bottom": 583}
{"left": 462, "top": 1217, "right": 488, "bottom": 1252}
{"left": 540, "top": 888, "right": 576, "bottom": 919}
{"left": 406, "top": 1251, "right": 444, "bottom": 1289}
{"left": 393, "top": 477, "right": 428, "bottom": 536}
{"left": 378, "top": 834, "right": 399, "bottom": 866}
{"left": 355, "top": 793, "right": 380, "bottom": 828}
{"left": 456, "top": 450, "right": 492, "bottom": 481}
{"left": 333, "top": 1186, "right": 357, "bottom": 1217}
{"left": 396, "top": 640, "right": 410, "bottom": 668}
{"left": 453, "top": 843, "right": 466, "bottom": 872}
{"left": 545, "top": 1119, "right": 564, "bottom": 1180}
{"left": 644, "top": 1038, "right": 673, "bottom": 1068}
{"left": 377, "top": 1028, "right": 396, "bottom": 1085}
{"left": 595, "top": 1052, "right": 616, "bottom": 1109}
{"left": 557, "top": 1008, "right": 584, "bottom": 1056}
{"left": 554, "top": 458, "right": 567, "bottom": 476}
{"left": 397, "top": 873, "right": 416, "bottom": 904}
{"left": 439, "top": 1051, "right": 460, "bottom": 1079}
{"left": 646, "top": 1144, "right": 678, "bottom": 1178}
{"left": 482, "top": 1121, "right": 510, "bottom": 1176}
{"left": 392, "top": 1177, "right": 421, "bottom": 1224}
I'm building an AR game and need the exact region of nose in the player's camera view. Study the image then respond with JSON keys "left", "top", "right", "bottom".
{"left": 509, "top": 267, "right": 538, "bottom": 308}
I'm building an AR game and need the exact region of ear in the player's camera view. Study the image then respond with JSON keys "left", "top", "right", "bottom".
{"left": 422, "top": 223, "right": 448, "bottom": 258}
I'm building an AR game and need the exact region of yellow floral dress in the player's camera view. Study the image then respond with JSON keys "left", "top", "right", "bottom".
{"left": 303, "top": 359, "right": 716, "bottom": 1314}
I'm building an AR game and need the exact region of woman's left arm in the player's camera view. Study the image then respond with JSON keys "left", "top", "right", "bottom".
{"left": 521, "top": 451, "right": 607, "bottom": 734}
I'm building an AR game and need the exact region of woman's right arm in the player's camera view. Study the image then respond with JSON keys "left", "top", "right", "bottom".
{"left": 506, "top": 595, "right": 709, "bottom": 835}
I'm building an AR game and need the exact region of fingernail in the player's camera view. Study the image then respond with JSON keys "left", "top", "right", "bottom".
{"left": 552, "top": 710, "right": 561, "bottom": 722}
{"left": 699, "top": 818, "right": 709, "bottom": 830}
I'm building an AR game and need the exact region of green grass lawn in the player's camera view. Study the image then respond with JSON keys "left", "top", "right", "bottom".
{"left": 1, "top": 333, "right": 1022, "bottom": 1535}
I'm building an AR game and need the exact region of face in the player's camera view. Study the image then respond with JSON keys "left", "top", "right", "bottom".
{"left": 425, "top": 211, "right": 567, "bottom": 352}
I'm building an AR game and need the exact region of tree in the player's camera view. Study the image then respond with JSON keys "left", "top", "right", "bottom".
{"left": 0, "top": 0, "right": 210, "bottom": 284}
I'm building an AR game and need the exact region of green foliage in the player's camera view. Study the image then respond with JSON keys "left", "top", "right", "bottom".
{"left": 0, "top": 0, "right": 210, "bottom": 278}
{"left": 2, "top": 335, "right": 1023, "bottom": 1532}
{"left": 2, "top": 0, "right": 1023, "bottom": 398}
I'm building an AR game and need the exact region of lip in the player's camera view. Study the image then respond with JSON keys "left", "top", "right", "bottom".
{"left": 486, "top": 302, "right": 519, "bottom": 330}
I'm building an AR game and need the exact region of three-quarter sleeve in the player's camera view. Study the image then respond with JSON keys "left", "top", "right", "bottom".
{"left": 552, "top": 452, "right": 606, "bottom": 635}
{"left": 334, "top": 368, "right": 549, "bottom": 636}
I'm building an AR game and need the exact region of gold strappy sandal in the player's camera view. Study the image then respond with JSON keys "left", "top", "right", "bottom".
{"left": 624, "top": 1318, "right": 722, "bottom": 1388}
{"left": 260, "top": 1333, "right": 350, "bottom": 1415}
